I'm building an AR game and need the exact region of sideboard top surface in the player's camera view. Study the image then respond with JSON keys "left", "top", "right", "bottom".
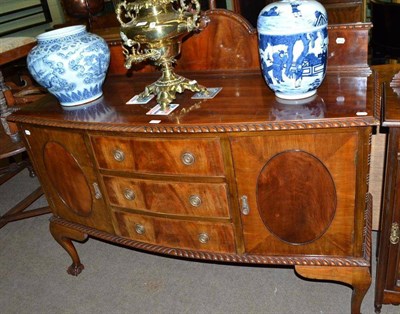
{"left": 9, "top": 70, "right": 378, "bottom": 133}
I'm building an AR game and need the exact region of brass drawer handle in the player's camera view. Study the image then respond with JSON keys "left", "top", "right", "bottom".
{"left": 189, "top": 194, "right": 202, "bottom": 207}
{"left": 198, "top": 232, "right": 209, "bottom": 244}
{"left": 123, "top": 188, "right": 135, "bottom": 201}
{"left": 181, "top": 152, "right": 195, "bottom": 166}
{"left": 113, "top": 149, "right": 125, "bottom": 162}
{"left": 135, "top": 224, "right": 145, "bottom": 235}
{"left": 390, "top": 222, "right": 399, "bottom": 245}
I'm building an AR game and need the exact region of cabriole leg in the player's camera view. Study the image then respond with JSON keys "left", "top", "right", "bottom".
{"left": 295, "top": 265, "right": 371, "bottom": 314}
{"left": 49, "top": 219, "right": 88, "bottom": 276}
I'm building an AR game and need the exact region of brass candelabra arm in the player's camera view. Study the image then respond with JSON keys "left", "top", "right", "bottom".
{"left": 122, "top": 46, "right": 161, "bottom": 69}
{"left": 178, "top": 0, "right": 201, "bottom": 31}
{"left": 115, "top": 1, "right": 135, "bottom": 27}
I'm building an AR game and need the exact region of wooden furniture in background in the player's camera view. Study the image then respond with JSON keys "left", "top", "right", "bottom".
{"left": 319, "top": 0, "right": 366, "bottom": 23}
{"left": 0, "top": 37, "right": 50, "bottom": 229}
{"left": 368, "top": 0, "right": 400, "bottom": 227}
{"left": 369, "top": 0, "right": 400, "bottom": 65}
{"left": 9, "top": 10, "right": 376, "bottom": 313}
{"left": 97, "top": 8, "right": 260, "bottom": 75}
{"left": 0, "top": 37, "right": 37, "bottom": 142}
{"left": 0, "top": 37, "right": 48, "bottom": 140}
{"left": 374, "top": 64, "right": 400, "bottom": 313}
{"left": 58, "top": 0, "right": 119, "bottom": 30}
{"left": 0, "top": 128, "right": 50, "bottom": 229}
{"left": 57, "top": 0, "right": 366, "bottom": 32}
{"left": 235, "top": 0, "right": 366, "bottom": 26}
{"left": 100, "top": 9, "right": 371, "bottom": 75}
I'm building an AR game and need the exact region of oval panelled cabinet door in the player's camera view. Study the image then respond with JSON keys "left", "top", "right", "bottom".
{"left": 257, "top": 150, "right": 336, "bottom": 244}
{"left": 43, "top": 141, "right": 92, "bottom": 216}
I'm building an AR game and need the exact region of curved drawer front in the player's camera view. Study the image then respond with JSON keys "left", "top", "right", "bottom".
{"left": 112, "top": 210, "right": 236, "bottom": 253}
{"left": 103, "top": 176, "right": 231, "bottom": 218}
{"left": 91, "top": 136, "right": 225, "bottom": 176}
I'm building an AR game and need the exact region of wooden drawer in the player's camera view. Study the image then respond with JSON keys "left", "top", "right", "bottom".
{"left": 91, "top": 136, "right": 225, "bottom": 176}
{"left": 103, "top": 176, "right": 231, "bottom": 218}
{"left": 112, "top": 210, "right": 236, "bottom": 253}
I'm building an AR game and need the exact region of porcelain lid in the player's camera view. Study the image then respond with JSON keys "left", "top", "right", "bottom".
{"left": 257, "top": 0, "right": 327, "bottom": 35}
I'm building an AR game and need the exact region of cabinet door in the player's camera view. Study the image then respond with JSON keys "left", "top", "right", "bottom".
{"left": 231, "top": 129, "right": 367, "bottom": 256}
{"left": 21, "top": 125, "right": 114, "bottom": 233}
{"left": 385, "top": 234, "right": 400, "bottom": 297}
{"left": 384, "top": 134, "right": 400, "bottom": 297}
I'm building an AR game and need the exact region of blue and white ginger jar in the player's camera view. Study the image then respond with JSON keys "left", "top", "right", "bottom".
{"left": 257, "top": 0, "right": 328, "bottom": 100}
{"left": 27, "top": 25, "right": 110, "bottom": 107}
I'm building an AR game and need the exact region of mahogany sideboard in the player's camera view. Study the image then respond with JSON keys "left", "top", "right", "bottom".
{"left": 9, "top": 66, "right": 378, "bottom": 313}
{"left": 375, "top": 64, "right": 400, "bottom": 312}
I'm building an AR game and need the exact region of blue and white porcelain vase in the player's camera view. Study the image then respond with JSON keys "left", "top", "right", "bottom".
{"left": 27, "top": 25, "right": 110, "bottom": 107}
{"left": 257, "top": 0, "right": 328, "bottom": 100}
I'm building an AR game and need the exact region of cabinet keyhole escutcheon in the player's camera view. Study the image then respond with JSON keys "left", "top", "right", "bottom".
{"left": 241, "top": 195, "right": 250, "bottom": 215}
{"left": 93, "top": 182, "right": 102, "bottom": 199}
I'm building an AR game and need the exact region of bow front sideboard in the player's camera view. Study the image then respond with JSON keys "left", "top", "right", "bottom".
{"left": 9, "top": 67, "right": 377, "bottom": 313}
{"left": 8, "top": 18, "right": 377, "bottom": 313}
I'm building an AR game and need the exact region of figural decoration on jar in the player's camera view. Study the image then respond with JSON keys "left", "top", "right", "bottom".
{"left": 257, "top": 0, "right": 328, "bottom": 100}
{"left": 116, "top": 0, "right": 209, "bottom": 110}
{"left": 27, "top": 25, "right": 110, "bottom": 107}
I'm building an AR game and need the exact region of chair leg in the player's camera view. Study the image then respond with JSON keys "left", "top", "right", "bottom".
{"left": 0, "top": 186, "right": 51, "bottom": 229}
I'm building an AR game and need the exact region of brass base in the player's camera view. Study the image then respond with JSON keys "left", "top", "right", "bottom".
{"left": 139, "top": 71, "right": 207, "bottom": 111}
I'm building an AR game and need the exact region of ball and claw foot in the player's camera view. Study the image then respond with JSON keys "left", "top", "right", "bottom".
{"left": 374, "top": 304, "right": 382, "bottom": 313}
{"left": 67, "top": 263, "right": 84, "bottom": 276}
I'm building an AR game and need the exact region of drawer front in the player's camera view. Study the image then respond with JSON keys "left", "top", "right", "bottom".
{"left": 103, "top": 176, "right": 230, "bottom": 218}
{"left": 91, "top": 136, "right": 225, "bottom": 176}
{"left": 112, "top": 210, "right": 236, "bottom": 253}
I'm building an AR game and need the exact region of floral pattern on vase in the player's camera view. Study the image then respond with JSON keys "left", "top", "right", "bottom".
{"left": 257, "top": 0, "right": 328, "bottom": 100}
{"left": 27, "top": 25, "right": 110, "bottom": 107}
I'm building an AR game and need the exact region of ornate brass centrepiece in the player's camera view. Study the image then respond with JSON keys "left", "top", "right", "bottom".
{"left": 116, "top": 0, "right": 208, "bottom": 110}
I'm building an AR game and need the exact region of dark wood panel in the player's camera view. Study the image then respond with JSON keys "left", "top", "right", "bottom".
{"left": 44, "top": 141, "right": 92, "bottom": 216}
{"left": 257, "top": 150, "right": 336, "bottom": 245}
